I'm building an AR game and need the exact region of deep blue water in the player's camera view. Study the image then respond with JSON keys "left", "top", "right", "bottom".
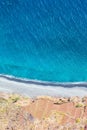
{"left": 0, "top": 0, "right": 87, "bottom": 82}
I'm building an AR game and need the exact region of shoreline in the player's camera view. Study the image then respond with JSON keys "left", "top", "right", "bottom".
{"left": 1, "top": 74, "right": 87, "bottom": 86}
{"left": 0, "top": 75, "right": 87, "bottom": 97}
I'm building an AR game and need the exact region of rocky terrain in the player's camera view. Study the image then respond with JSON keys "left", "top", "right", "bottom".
{"left": 0, "top": 92, "right": 87, "bottom": 130}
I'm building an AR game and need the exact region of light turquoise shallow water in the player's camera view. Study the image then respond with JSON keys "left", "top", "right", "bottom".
{"left": 0, "top": 0, "right": 87, "bottom": 82}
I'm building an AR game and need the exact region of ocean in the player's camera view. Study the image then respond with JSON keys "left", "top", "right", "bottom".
{"left": 0, "top": 0, "right": 87, "bottom": 83}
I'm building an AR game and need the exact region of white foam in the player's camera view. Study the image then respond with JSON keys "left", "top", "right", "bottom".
{"left": 0, "top": 76, "right": 87, "bottom": 97}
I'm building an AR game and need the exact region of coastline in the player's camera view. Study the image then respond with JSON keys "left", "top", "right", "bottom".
{"left": 0, "top": 75, "right": 87, "bottom": 97}
{"left": 0, "top": 75, "right": 87, "bottom": 129}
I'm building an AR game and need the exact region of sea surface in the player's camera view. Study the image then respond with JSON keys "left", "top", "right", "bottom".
{"left": 0, "top": 0, "right": 87, "bottom": 82}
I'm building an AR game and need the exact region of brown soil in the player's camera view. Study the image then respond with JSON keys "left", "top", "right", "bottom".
{"left": 0, "top": 93, "right": 87, "bottom": 130}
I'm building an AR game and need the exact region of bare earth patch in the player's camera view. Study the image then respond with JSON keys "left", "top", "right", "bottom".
{"left": 0, "top": 93, "right": 87, "bottom": 130}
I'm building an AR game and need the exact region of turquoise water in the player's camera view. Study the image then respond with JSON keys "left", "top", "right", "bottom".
{"left": 0, "top": 0, "right": 87, "bottom": 82}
